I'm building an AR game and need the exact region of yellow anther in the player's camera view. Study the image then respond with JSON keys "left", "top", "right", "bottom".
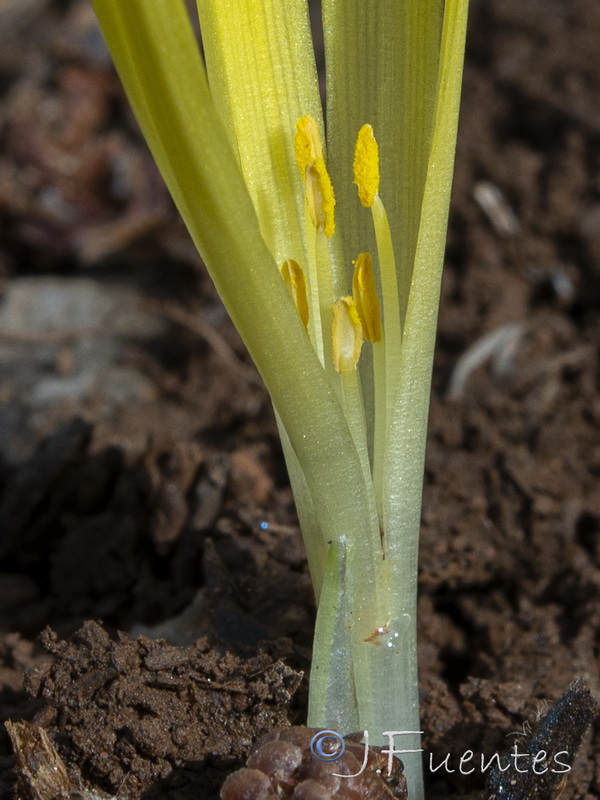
{"left": 332, "top": 296, "right": 363, "bottom": 373}
{"left": 294, "top": 115, "right": 336, "bottom": 237}
{"left": 353, "top": 124, "right": 380, "bottom": 207}
{"left": 305, "top": 160, "right": 336, "bottom": 237}
{"left": 294, "top": 115, "right": 324, "bottom": 175}
{"left": 352, "top": 252, "right": 382, "bottom": 343}
{"left": 280, "top": 258, "right": 309, "bottom": 329}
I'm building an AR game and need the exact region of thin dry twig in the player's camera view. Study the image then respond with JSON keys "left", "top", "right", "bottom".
{"left": 139, "top": 298, "right": 263, "bottom": 389}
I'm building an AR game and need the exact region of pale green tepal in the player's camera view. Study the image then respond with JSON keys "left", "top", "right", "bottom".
{"left": 91, "top": 1, "right": 469, "bottom": 796}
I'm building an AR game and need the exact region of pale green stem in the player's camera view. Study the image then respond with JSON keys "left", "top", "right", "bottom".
{"left": 308, "top": 538, "right": 358, "bottom": 731}
{"left": 371, "top": 196, "right": 402, "bottom": 523}
{"left": 315, "top": 229, "right": 335, "bottom": 374}
{"left": 339, "top": 368, "right": 372, "bottom": 491}
{"left": 371, "top": 338, "right": 386, "bottom": 519}
{"left": 379, "top": 7, "right": 469, "bottom": 799}
{"left": 371, "top": 197, "right": 403, "bottom": 388}
{"left": 304, "top": 212, "right": 324, "bottom": 362}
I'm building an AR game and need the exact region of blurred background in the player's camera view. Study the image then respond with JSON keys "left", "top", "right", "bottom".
{"left": 0, "top": 1, "right": 599, "bottom": 799}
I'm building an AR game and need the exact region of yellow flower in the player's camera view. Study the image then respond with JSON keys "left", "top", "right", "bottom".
{"left": 90, "top": 2, "right": 469, "bottom": 794}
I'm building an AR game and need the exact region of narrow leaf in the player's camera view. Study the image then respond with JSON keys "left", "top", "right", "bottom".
{"left": 93, "top": 0, "right": 381, "bottom": 610}
{"left": 197, "top": 0, "right": 322, "bottom": 266}
{"left": 324, "top": 2, "right": 444, "bottom": 286}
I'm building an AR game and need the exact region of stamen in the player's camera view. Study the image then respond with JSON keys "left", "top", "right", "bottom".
{"left": 305, "top": 161, "right": 336, "bottom": 237}
{"left": 352, "top": 253, "right": 382, "bottom": 343}
{"left": 280, "top": 258, "right": 309, "bottom": 329}
{"left": 332, "top": 296, "right": 363, "bottom": 373}
{"left": 294, "top": 115, "right": 336, "bottom": 237}
{"left": 353, "top": 124, "right": 380, "bottom": 208}
{"left": 352, "top": 123, "right": 402, "bottom": 520}
{"left": 294, "top": 114, "right": 323, "bottom": 174}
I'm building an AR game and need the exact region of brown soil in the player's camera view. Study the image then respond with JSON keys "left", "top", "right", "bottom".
{"left": 1, "top": 0, "right": 599, "bottom": 798}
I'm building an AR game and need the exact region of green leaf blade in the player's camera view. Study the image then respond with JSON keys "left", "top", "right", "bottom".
{"left": 93, "top": 0, "right": 382, "bottom": 620}
{"left": 196, "top": 0, "right": 323, "bottom": 267}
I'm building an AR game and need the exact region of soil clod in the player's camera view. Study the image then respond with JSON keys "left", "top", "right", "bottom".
{"left": 20, "top": 622, "right": 302, "bottom": 800}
